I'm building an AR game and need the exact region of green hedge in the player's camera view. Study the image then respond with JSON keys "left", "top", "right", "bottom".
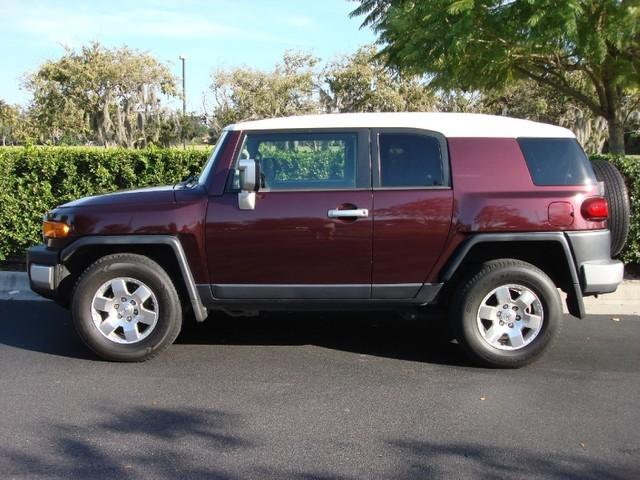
{"left": 0, "top": 146, "right": 209, "bottom": 260}
{"left": 590, "top": 154, "right": 640, "bottom": 265}
{"left": 0, "top": 147, "right": 638, "bottom": 265}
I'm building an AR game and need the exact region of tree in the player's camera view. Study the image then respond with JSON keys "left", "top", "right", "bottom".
{"left": 352, "top": 0, "right": 640, "bottom": 154}
{"left": 209, "top": 51, "right": 320, "bottom": 136}
{"left": 321, "top": 45, "right": 436, "bottom": 112}
{"left": 26, "top": 42, "right": 177, "bottom": 147}
{"left": 0, "top": 100, "right": 22, "bottom": 145}
{"left": 481, "top": 77, "right": 610, "bottom": 153}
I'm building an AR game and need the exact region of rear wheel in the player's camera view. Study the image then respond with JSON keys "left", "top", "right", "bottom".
{"left": 451, "top": 259, "right": 562, "bottom": 368}
{"left": 72, "top": 253, "right": 182, "bottom": 362}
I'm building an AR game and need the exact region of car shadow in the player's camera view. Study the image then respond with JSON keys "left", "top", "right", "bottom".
{"left": 0, "top": 299, "right": 470, "bottom": 366}
{"left": 176, "top": 309, "right": 470, "bottom": 367}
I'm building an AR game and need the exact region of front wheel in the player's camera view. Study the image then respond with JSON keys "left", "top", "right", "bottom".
{"left": 71, "top": 253, "right": 182, "bottom": 362}
{"left": 451, "top": 259, "right": 562, "bottom": 368}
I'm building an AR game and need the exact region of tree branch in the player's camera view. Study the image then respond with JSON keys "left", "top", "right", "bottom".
{"left": 514, "top": 65, "right": 604, "bottom": 116}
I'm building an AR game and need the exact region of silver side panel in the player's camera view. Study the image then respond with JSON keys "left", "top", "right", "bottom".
{"left": 30, "top": 264, "right": 55, "bottom": 291}
{"left": 581, "top": 261, "right": 624, "bottom": 294}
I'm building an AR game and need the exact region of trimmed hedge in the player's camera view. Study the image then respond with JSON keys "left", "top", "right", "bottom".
{"left": 0, "top": 146, "right": 208, "bottom": 260}
{"left": 0, "top": 147, "right": 638, "bottom": 264}
{"left": 590, "top": 154, "right": 640, "bottom": 265}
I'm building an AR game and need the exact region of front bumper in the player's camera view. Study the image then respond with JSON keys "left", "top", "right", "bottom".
{"left": 566, "top": 230, "right": 624, "bottom": 295}
{"left": 27, "top": 244, "right": 64, "bottom": 300}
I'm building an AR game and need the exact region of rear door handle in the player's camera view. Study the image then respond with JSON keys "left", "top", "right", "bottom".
{"left": 327, "top": 208, "right": 369, "bottom": 218}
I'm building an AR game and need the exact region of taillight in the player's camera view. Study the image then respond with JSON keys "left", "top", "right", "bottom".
{"left": 581, "top": 196, "right": 608, "bottom": 221}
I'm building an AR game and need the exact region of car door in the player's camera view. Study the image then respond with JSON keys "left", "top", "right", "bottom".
{"left": 371, "top": 129, "right": 454, "bottom": 298}
{"left": 205, "top": 129, "right": 372, "bottom": 299}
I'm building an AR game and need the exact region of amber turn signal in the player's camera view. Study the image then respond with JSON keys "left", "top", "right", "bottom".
{"left": 43, "top": 220, "right": 70, "bottom": 239}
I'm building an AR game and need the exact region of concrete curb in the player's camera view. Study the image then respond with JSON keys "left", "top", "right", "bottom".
{"left": 0, "top": 271, "right": 45, "bottom": 301}
{"left": 576, "top": 280, "right": 640, "bottom": 316}
{"left": 0, "top": 271, "right": 638, "bottom": 314}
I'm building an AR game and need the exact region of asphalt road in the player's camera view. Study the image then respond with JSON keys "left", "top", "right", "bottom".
{"left": 0, "top": 300, "right": 639, "bottom": 480}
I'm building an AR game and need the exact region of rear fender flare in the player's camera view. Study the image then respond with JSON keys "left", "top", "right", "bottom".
{"left": 439, "top": 232, "right": 585, "bottom": 318}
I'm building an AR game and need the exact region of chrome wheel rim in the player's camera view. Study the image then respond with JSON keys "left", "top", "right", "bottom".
{"left": 91, "top": 277, "right": 159, "bottom": 344}
{"left": 476, "top": 284, "right": 544, "bottom": 351}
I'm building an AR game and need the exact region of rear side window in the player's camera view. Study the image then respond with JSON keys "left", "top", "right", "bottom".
{"left": 518, "top": 138, "right": 596, "bottom": 186}
{"left": 379, "top": 133, "right": 446, "bottom": 187}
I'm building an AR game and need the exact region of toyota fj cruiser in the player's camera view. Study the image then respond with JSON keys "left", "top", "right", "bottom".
{"left": 27, "top": 113, "right": 628, "bottom": 367}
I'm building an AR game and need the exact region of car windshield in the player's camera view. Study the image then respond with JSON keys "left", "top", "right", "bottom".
{"left": 198, "top": 131, "right": 229, "bottom": 186}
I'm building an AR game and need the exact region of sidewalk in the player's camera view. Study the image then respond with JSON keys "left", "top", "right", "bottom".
{"left": 1, "top": 271, "right": 638, "bottom": 315}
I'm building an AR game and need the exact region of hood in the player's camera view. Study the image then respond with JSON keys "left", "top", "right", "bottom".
{"left": 60, "top": 185, "right": 176, "bottom": 208}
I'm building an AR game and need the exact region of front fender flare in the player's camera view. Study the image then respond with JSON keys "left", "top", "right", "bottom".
{"left": 61, "top": 235, "right": 208, "bottom": 322}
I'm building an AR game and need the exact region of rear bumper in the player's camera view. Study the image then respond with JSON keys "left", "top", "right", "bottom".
{"left": 566, "top": 230, "right": 624, "bottom": 295}
{"left": 581, "top": 260, "right": 624, "bottom": 294}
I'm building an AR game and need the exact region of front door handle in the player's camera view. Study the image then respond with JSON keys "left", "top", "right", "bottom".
{"left": 327, "top": 208, "right": 369, "bottom": 219}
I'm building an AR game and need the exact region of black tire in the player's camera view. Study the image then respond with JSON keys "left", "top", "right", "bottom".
{"left": 591, "top": 160, "right": 630, "bottom": 257}
{"left": 71, "top": 253, "right": 182, "bottom": 362}
{"left": 451, "top": 259, "right": 562, "bottom": 368}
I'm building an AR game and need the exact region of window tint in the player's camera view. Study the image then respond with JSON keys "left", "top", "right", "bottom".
{"left": 233, "top": 132, "right": 358, "bottom": 191}
{"left": 518, "top": 138, "right": 596, "bottom": 186}
{"left": 379, "top": 133, "right": 445, "bottom": 187}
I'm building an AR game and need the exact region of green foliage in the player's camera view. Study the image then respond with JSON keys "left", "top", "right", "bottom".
{"left": 258, "top": 144, "right": 347, "bottom": 183}
{"left": 590, "top": 154, "right": 640, "bottom": 265}
{"left": 210, "top": 51, "right": 320, "bottom": 137}
{"left": 321, "top": 45, "right": 436, "bottom": 113}
{"left": 26, "top": 42, "right": 179, "bottom": 147}
{"left": 352, "top": 0, "right": 640, "bottom": 153}
{"left": 0, "top": 146, "right": 209, "bottom": 260}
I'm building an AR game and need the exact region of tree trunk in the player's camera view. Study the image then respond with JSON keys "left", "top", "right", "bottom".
{"left": 607, "top": 117, "right": 625, "bottom": 155}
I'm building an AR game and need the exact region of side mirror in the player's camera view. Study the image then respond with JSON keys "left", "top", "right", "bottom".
{"left": 238, "top": 158, "right": 260, "bottom": 210}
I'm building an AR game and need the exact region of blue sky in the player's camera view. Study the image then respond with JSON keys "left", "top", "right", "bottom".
{"left": 0, "top": 0, "right": 375, "bottom": 112}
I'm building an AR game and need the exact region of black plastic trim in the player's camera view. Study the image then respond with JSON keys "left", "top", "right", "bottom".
{"left": 60, "top": 235, "right": 208, "bottom": 322}
{"left": 197, "top": 283, "right": 443, "bottom": 308}
{"left": 440, "top": 232, "right": 585, "bottom": 318}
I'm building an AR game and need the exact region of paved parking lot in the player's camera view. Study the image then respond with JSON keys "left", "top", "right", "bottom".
{"left": 1, "top": 300, "right": 639, "bottom": 479}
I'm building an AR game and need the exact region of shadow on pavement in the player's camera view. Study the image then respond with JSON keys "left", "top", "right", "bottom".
{"left": 382, "top": 438, "right": 639, "bottom": 480}
{"left": 0, "top": 406, "right": 251, "bottom": 479}
{"left": 0, "top": 300, "right": 94, "bottom": 360}
{"left": 0, "top": 299, "right": 468, "bottom": 366}
{"left": 1, "top": 405, "right": 636, "bottom": 479}
{"left": 177, "top": 310, "right": 470, "bottom": 367}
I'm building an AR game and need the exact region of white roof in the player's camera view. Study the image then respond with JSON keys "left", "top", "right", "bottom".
{"left": 226, "top": 112, "right": 575, "bottom": 138}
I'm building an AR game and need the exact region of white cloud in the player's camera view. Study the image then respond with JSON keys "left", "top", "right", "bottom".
{"left": 281, "top": 14, "right": 314, "bottom": 28}
{"left": 0, "top": 1, "right": 285, "bottom": 46}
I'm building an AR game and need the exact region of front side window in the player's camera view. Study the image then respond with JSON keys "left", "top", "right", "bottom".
{"left": 232, "top": 132, "right": 358, "bottom": 191}
{"left": 379, "top": 133, "right": 446, "bottom": 187}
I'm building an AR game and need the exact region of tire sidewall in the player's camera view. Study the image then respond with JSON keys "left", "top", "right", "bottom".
{"left": 72, "top": 257, "right": 181, "bottom": 361}
{"left": 457, "top": 263, "right": 561, "bottom": 368}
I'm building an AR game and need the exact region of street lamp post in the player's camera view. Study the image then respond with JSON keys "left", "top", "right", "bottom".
{"left": 179, "top": 56, "right": 186, "bottom": 148}
{"left": 179, "top": 55, "right": 186, "bottom": 115}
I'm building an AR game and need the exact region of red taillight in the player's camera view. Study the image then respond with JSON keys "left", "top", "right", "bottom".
{"left": 581, "top": 196, "right": 608, "bottom": 221}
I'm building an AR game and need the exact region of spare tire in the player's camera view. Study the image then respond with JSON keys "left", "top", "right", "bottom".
{"left": 591, "top": 160, "right": 630, "bottom": 257}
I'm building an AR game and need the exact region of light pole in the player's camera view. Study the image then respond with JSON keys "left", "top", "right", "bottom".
{"left": 179, "top": 55, "right": 186, "bottom": 115}
{"left": 179, "top": 55, "right": 186, "bottom": 148}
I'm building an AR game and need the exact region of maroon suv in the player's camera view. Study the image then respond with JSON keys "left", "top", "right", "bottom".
{"left": 27, "top": 113, "right": 627, "bottom": 367}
